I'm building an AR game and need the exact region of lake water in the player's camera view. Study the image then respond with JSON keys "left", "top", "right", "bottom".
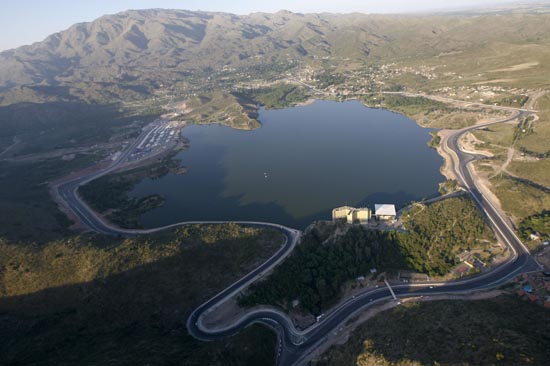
{"left": 130, "top": 100, "right": 444, "bottom": 229}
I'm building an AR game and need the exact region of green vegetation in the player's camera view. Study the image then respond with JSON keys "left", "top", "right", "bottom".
{"left": 398, "top": 197, "right": 495, "bottom": 275}
{"left": 0, "top": 102, "right": 154, "bottom": 157}
{"left": 0, "top": 102, "right": 160, "bottom": 240}
{"left": 379, "top": 95, "right": 448, "bottom": 111}
{"left": 472, "top": 123, "right": 515, "bottom": 150}
{"left": 427, "top": 131, "right": 441, "bottom": 148}
{"left": 508, "top": 160, "right": 550, "bottom": 188}
{"left": 495, "top": 94, "right": 529, "bottom": 108}
{"left": 2, "top": 6, "right": 550, "bottom": 363}
{"left": 183, "top": 92, "right": 261, "bottom": 130}
{"left": 240, "top": 197, "right": 494, "bottom": 315}
{"left": 363, "top": 94, "right": 488, "bottom": 129}
{"left": 0, "top": 156, "right": 100, "bottom": 242}
{"left": 318, "top": 295, "right": 550, "bottom": 366}
{"left": 471, "top": 93, "right": 550, "bottom": 225}
{"left": 439, "top": 179, "right": 459, "bottom": 194}
{"left": 531, "top": 97, "right": 550, "bottom": 143}
{"left": 491, "top": 174, "right": 550, "bottom": 221}
{"left": 519, "top": 211, "right": 550, "bottom": 240}
{"left": 79, "top": 156, "right": 183, "bottom": 228}
{"left": 513, "top": 116, "right": 535, "bottom": 144}
{"left": 0, "top": 224, "right": 282, "bottom": 366}
{"left": 4, "top": 6, "right": 550, "bottom": 107}
{"left": 239, "top": 222, "right": 405, "bottom": 314}
{"left": 237, "top": 84, "right": 310, "bottom": 109}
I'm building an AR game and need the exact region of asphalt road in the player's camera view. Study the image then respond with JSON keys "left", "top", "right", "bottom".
{"left": 55, "top": 107, "right": 541, "bottom": 366}
{"left": 187, "top": 109, "right": 540, "bottom": 366}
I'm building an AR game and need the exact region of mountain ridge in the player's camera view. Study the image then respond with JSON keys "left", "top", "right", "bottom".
{"left": 2, "top": 7, "right": 550, "bottom": 106}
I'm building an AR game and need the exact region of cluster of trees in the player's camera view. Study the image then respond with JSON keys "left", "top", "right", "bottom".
{"left": 513, "top": 116, "right": 534, "bottom": 143}
{"left": 239, "top": 224, "right": 405, "bottom": 314}
{"left": 498, "top": 94, "right": 529, "bottom": 108}
{"left": 439, "top": 179, "right": 459, "bottom": 195}
{"left": 519, "top": 210, "right": 550, "bottom": 240}
{"left": 79, "top": 174, "right": 165, "bottom": 229}
{"left": 316, "top": 72, "right": 347, "bottom": 88}
{"left": 237, "top": 84, "right": 310, "bottom": 109}
{"left": 79, "top": 157, "right": 182, "bottom": 228}
{"left": 397, "top": 197, "right": 494, "bottom": 276}
{"left": 382, "top": 95, "right": 448, "bottom": 110}
{"left": 428, "top": 131, "right": 441, "bottom": 148}
{"left": 517, "top": 146, "right": 550, "bottom": 159}
{"left": 79, "top": 175, "right": 136, "bottom": 212}
{"left": 240, "top": 197, "right": 494, "bottom": 315}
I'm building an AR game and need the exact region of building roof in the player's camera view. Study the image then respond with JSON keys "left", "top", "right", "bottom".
{"left": 333, "top": 206, "right": 371, "bottom": 213}
{"left": 375, "top": 204, "right": 396, "bottom": 217}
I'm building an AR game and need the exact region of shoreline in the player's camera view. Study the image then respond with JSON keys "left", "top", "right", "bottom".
{"left": 60, "top": 99, "right": 452, "bottom": 233}
{"left": 52, "top": 94, "right": 519, "bottom": 236}
{"left": 293, "top": 98, "right": 316, "bottom": 107}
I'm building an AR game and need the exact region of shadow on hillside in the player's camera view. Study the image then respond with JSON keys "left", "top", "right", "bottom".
{"left": 0, "top": 101, "right": 161, "bottom": 243}
{"left": 0, "top": 238, "right": 277, "bottom": 366}
{"left": 0, "top": 101, "right": 159, "bottom": 157}
{"left": 321, "top": 293, "right": 550, "bottom": 366}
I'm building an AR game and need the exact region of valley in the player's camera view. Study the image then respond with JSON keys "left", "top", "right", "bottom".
{"left": 1, "top": 3, "right": 550, "bottom": 366}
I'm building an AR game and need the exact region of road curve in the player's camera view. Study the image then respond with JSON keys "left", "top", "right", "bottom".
{"left": 187, "top": 108, "right": 540, "bottom": 366}
{"left": 55, "top": 106, "right": 541, "bottom": 366}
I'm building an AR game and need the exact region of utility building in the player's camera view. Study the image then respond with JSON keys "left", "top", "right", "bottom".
{"left": 332, "top": 206, "right": 372, "bottom": 224}
{"left": 375, "top": 204, "right": 397, "bottom": 220}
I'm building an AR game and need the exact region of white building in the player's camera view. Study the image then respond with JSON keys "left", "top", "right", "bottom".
{"left": 374, "top": 204, "right": 396, "bottom": 220}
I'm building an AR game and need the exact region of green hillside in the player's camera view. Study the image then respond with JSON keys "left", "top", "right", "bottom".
{"left": 0, "top": 224, "right": 282, "bottom": 365}
{"left": 318, "top": 295, "right": 550, "bottom": 366}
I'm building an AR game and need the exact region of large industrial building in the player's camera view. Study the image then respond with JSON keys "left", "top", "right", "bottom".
{"left": 374, "top": 204, "right": 397, "bottom": 220}
{"left": 332, "top": 206, "right": 372, "bottom": 224}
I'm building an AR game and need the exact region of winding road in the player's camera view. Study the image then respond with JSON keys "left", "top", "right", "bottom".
{"left": 54, "top": 99, "right": 541, "bottom": 366}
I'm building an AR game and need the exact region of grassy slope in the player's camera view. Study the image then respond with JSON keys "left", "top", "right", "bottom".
{"left": 0, "top": 224, "right": 282, "bottom": 366}
{"left": 507, "top": 94, "right": 550, "bottom": 187}
{"left": 318, "top": 296, "right": 550, "bottom": 366}
{"left": 471, "top": 94, "right": 550, "bottom": 223}
{"left": 363, "top": 94, "right": 495, "bottom": 129}
{"left": 517, "top": 105, "right": 550, "bottom": 155}
{"left": 3, "top": 8, "right": 550, "bottom": 105}
{"left": 237, "top": 83, "right": 311, "bottom": 109}
{"left": 508, "top": 159, "right": 550, "bottom": 188}
{"left": 491, "top": 175, "right": 550, "bottom": 222}
{"left": 183, "top": 92, "right": 261, "bottom": 130}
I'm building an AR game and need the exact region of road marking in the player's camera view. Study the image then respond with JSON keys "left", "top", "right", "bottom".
{"left": 384, "top": 279, "right": 397, "bottom": 300}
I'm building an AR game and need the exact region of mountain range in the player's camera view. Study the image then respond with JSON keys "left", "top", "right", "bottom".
{"left": 2, "top": 6, "right": 550, "bottom": 106}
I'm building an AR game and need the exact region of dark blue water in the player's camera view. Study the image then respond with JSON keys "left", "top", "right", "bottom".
{"left": 130, "top": 100, "right": 444, "bottom": 229}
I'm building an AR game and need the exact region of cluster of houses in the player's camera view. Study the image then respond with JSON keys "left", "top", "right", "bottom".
{"left": 515, "top": 272, "right": 550, "bottom": 308}
{"left": 332, "top": 204, "right": 396, "bottom": 224}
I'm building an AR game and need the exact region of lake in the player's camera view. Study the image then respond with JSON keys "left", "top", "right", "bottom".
{"left": 130, "top": 100, "right": 444, "bottom": 229}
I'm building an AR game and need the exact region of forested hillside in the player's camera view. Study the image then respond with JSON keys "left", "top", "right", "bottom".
{"left": 240, "top": 197, "right": 496, "bottom": 315}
